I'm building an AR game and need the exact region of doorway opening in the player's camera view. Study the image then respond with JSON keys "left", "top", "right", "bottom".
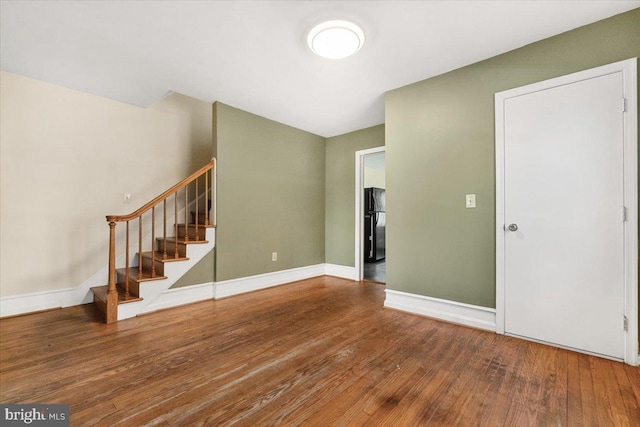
{"left": 355, "top": 147, "right": 386, "bottom": 283}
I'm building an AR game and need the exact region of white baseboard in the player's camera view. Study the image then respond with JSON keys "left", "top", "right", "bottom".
{"left": 214, "top": 264, "right": 325, "bottom": 299}
{"left": 142, "top": 282, "right": 215, "bottom": 314}
{"left": 132, "top": 264, "right": 332, "bottom": 314}
{"left": 384, "top": 289, "right": 496, "bottom": 332}
{"left": 324, "top": 264, "right": 357, "bottom": 280}
{"left": 0, "top": 288, "right": 74, "bottom": 317}
{"left": 1, "top": 263, "right": 352, "bottom": 319}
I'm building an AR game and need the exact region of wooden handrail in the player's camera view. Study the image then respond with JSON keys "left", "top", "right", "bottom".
{"left": 106, "top": 160, "right": 214, "bottom": 222}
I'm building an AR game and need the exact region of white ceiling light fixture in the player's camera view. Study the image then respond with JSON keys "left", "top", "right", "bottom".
{"left": 307, "top": 20, "right": 365, "bottom": 60}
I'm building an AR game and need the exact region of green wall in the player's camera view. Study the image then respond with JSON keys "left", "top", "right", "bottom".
{"left": 385, "top": 8, "right": 640, "bottom": 308}
{"left": 325, "top": 125, "right": 385, "bottom": 266}
{"left": 172, "top": 249, "right": 214, "bottom": 288}
{"left": 214, "top": 102, "right": 326, "bottom": 281}
{"left": 174, "top": 115, "right": 384, "bottom": 287}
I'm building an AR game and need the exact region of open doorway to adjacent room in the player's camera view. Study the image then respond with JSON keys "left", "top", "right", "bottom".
{"left": 355, "top": 147, "right": 386, "bottom": 283}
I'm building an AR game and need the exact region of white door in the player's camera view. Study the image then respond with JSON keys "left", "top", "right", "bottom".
{"left": 503, "top": 71, "right": 625, "bottom": 359}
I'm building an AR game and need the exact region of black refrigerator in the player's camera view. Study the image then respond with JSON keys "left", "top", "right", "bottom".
{"left": 364, "top": 187, "right": 385, "bottom": 263}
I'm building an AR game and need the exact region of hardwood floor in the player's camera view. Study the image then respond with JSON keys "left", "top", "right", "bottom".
{"left": 1, "top": 276, "right": 639, "bottom": 426}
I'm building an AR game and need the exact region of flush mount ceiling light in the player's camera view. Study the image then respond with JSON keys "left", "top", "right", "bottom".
{"left": 307, "top": 20, "right": 365, "bottom": 59}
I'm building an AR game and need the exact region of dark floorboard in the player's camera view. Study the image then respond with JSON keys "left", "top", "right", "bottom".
{"left": 364, "top": 259, "right": 386, "bottom": 283}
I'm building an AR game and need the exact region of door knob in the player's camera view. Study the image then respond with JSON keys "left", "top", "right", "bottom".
{"left": 507, "top": 223, "right": 518, "bottom": 232}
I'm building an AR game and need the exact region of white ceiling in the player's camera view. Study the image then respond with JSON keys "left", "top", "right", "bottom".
{"left": 1, "top": 1, "right": 638, "bottom": 137}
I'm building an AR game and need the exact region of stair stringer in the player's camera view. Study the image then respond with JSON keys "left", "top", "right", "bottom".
{"left": 117, "top": 227, "right": 215, "bottom": 321}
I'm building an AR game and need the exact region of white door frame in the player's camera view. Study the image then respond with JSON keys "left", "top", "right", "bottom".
{"left": 495, "top": 58, "right": 638, "bottom": 365}
{"left": 355, "top": 146, "right": 386, "bottom": 281}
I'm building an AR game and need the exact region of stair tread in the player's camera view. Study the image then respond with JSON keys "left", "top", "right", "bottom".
{"left": 91, "top": 285, "right": 108, "bottom": 301}
{"left": 176, "top": 223, "right": 216, "bottom": 228}
{"left": 115, "top": 268, "right": 168, "bottom": 282}
{"left": 140, "top": 251, "right": 189, "bottom": 262}
{"left": 91, "top": 285, "right": 143, "bottom": 304}
{"left": 159, "top": 237, "right": 209, "bottom": 245}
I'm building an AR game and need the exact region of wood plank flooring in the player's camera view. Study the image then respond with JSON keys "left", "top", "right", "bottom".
{"left": 1, "top": 276, "right": 639, "bottom": 426}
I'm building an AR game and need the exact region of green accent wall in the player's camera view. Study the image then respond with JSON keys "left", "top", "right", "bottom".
{"left": 174, "top": 116, "right": 383, "bottom": 287}
{"left": 214, "top": 102, "right": 326, "bottom": 281}
{"left": 172, "top": 249, "right": 215, "bottom": 288}
{"left": 385, "top": 8, "right": 640, "bottom": 308}
{"left": 325, "top": 125, "right": 385, "bottom": 266}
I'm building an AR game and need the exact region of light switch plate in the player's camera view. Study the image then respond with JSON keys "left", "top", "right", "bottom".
{"left": 465, "top": 194, "right": 476, "bottom": 208}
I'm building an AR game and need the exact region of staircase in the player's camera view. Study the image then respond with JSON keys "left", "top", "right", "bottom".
{"left": 92, "top": 160, "right": 216, "bottom": 323}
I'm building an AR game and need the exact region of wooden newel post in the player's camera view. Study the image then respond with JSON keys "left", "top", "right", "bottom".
{"left": 106, "top": 221, "right": 118, "bottom": 323}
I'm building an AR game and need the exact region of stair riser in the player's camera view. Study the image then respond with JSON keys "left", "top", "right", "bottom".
{"left": 141, "top": 256, "right": 165, "bottom": 276}
{"left": 156, "top": 238, "right": 187, "bottom": 257}
{"left": 177, "top": 225, "right": 207, "bottom": 240}
{"left": 116, "top": 271, "right": 141, "bottom": 296}
{"left": 190, "top": 212, "right": 211, "bottom": 225}
{"left": 117, "top": 284, "right": 139, "bottom": 299}
{"left": 94, "top": 297, "right": 107, "bottom": 316}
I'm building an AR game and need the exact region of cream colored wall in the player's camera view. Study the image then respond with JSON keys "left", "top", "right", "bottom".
{"left": 364, "top": 166, "right": 385, "bottom": 189}
{"left": 0, "top": 71, "right": 212, "bottom": 297}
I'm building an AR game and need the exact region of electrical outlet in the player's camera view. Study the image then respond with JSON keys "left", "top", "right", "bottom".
{"left": 272, "top": 252, "right": 278, "bottom": 261}
{"left": 123, "top": 193, "right": 132, "bottom": 204}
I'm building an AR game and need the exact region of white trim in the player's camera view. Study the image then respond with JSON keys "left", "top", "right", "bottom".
{"left": 622, "top": 59, "right": 639, "bottom": 366}
{"left": 505, "top": 332, "right": 623, "bottom": 363}
{"left": 324, "top": 264, "right": 357, "bottom": 280}
{"left": 211, "top": 156, "right": 217, "bottom": 226}
{"left": 129, "top": 263, "right": 351, "bottom": 313}
{"left": 355, "top": 146, "right": 385, "bottom": 282}
{"left": 495, "top": 76, "right": 506, "bottom": 336}
{"left": 143, "top": 282, "right": 215, "bottom": 314}
{"left": 495, "top": 58, "right": 638, "bottom": 366}
{"left": 214, "top": 264, "right": 325, "bottom": 299}
{"left": 1, "top": 264, "right": 348, "bottom": 319}
{"left": 384, "top": 289, "right": 496, "bottom": 331}
{"left": 0, "top": 288, "right": 74, "bottom": 317}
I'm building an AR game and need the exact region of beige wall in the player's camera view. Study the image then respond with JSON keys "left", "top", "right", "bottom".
{"left": 325, "top": 125, "right": 385, "bottom": 267}
{"left": 0, "top": 71, "right": 212, "bottom": 297}
{"left": 385, "top": 8, "right": 640, "bottom": 308}
{"left": 213, "top": 102, "right": 326, "bottom": 281}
